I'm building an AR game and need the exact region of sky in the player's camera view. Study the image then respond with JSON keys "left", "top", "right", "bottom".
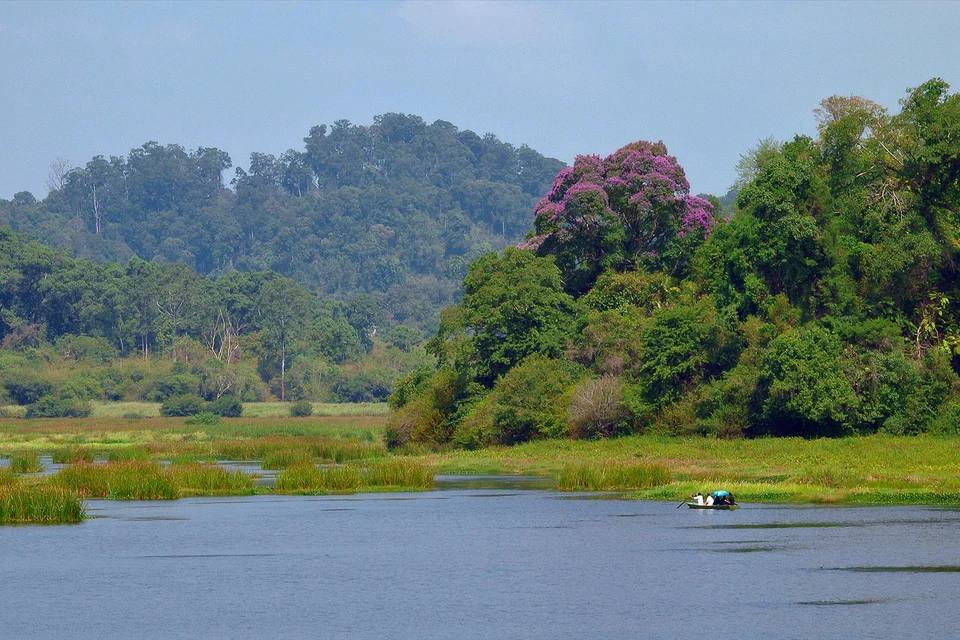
{"left": 2, "top": 1, "right": 960, "bottom": 200}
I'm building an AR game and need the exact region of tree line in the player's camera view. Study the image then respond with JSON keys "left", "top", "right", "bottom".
{"left": 1, "top": 114, "right": 566, "bottom": 333}
{"left": 389, "top": 78, "right": 960, "bottom": 446}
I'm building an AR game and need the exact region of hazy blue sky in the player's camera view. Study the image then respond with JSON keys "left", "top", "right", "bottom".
{"left": 2, "top": 1, "right": 959, "bottom": 200}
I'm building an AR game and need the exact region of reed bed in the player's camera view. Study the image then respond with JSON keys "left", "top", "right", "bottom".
{"left": 54, "top": 461, "right": 178, "bottom": 500}
{"left": 556, "top": 461, "right": 672, "bottom": 491}
{"left": 9, "top": 453, "right": 44, "bottom": 474}
{"left": 165, "top": 463, "right": 255, "bottom": 495}
{"left": 106, "top": 446, "right": 151, "bottom": 462}
{"left": 0, "top": 484, "right": 85, "bottom": 524}
{"left": 261, "top": 449, "right": 314, "bottom": 470}
{"left": 276, "top": 458, "right": 434, "bottom": 493}
{"left": 276, "top": 464, "right": 365, "bottom": 492}
{"left": 364, "top": 459, "right": 434, "bottom": 489}
{"left": 0, "top": 468, "right": 17, "bottom": 486}
{"left": 50, "top": 446, "right": 96, "bottom": 464}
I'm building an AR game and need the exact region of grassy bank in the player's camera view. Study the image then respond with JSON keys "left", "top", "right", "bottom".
{"left": 416, "top": 434, "right": 960, "bottom": 506}
{"left": 3, "top": 419, "right": 960, "bottom": 516}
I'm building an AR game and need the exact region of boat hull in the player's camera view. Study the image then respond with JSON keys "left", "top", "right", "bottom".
{"left": 686, "top": 503, "right": 739, "bottom": 510}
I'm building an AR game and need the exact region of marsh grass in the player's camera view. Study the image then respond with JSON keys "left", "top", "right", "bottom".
{"left": 276, "top": 464, "right": 365, "bottom": 492}
{"left": 0, "top": 484, "right": 85, "bottom": 524}
{"left": 556, "top": 461, "right": 671, "bottom": 491}
{"left": 50, "top": 446, "right": 96, "bottom": 464}
{"left": 261, "top": 449, "right": 314, "bottom": 470}
{"left": 276, "top": 458, "right": 433, "bottom": 493}
{"left": 107, "top": 446, "right": 151, "bottom": 462}
{"left": 0, "top": 468, "right": 17, "bottom": 485}
{"left": 364, "top": 459, "right": 434, "bottom": 489}
{"left": 10, "top": 453, "right": 44, "bottom": 474}
{"left": 54, "top": 462, "right": 178, "bottom": 500}
{"left": 166, "top": 463, "right": 255, "bottom": 495}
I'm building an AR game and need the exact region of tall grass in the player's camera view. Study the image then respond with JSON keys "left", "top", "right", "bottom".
{"left": 166, "top": 463, "right": 255, "bottom": 495}
{"left": 261, "top": 449, "right": 314, "bottom": 470}
{"left": 276, "top": 464, "right": 365, "bottom": 492}
{"left": 10, "top": 453, "right": 44, "bottom": 474}
{"left": 50, "top": 446, "right": 96, "bottom": 464}
{"left": 275, "top": 459, "right": 434, "bottom": 493}
{"left": 0, "top": 485, "right": 85, "bottom": 524}
{"left": 0, "top": 468, "right": 17, "bottom": 486}
{"left": 556, "top": 461, "right": 672, "bottom": 491}
{"left": 365, "top": 459, "right": 434, "bottom": 489}
{"left": 54, "top": 462, "right": 178, "bottom": 500}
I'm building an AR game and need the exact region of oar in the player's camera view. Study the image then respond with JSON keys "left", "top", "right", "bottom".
{"left": 677, "top": 500, "right": 686, "bottom": 508}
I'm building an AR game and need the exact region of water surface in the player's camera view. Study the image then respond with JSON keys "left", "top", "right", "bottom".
{"left": 2, "top": 484, "right": 959, "bottom": 639}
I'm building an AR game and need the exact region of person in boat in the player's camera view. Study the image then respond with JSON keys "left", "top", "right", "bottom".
{"left": 704, "top": 493, "right": 714, "bottom": 506}
{"left": 690, "top": 492, "right": 704, "bottom": 505}
{"left": 710, "top": 490, "right": 735, "bottom": 506}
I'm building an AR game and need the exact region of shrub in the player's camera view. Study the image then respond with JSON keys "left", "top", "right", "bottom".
{"left": 59, "top": 375, "right": 103, "bottom": 401}
{"left": 567, "top": 375, "right": 629, "bottom": 439}
{"left": 184, "top": 411, "right": 221, "bottom": 425}
{"left": 159, "top": 394, "right": 204, "bottom": 417}
{"left": 3, "top": 370, "right": 54, "bottom": 405}
{"left": 25, "top": 397, "right": 92, "bottom": 418}
{"left": 206, "top": 394, "right": 243, "bottom": 417}
{"left": 147, "top": 373, "right": 201, "bottom": 402}
{"left": 290, "top": 401, "right": 313, "bottom": 417}
{"left": 490, "top": 356, "right": 574, "bottom": 444}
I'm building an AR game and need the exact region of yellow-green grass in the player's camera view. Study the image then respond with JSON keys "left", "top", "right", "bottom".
{"left": 82, "top": 401, "right": 388, "bottom": 419}
{"left": 10, "top": 453, "right": 44, "bottom": 474}
{"left": 51, "top": 460, "right": 256, "bottom": 499}
{"left": 556, "top": 461, "right": 671, "bottom": 491}
{"left": 416, "top": 434, "right": 960, "bottom": 506}
{"left": 276, "top": 459, "right": 434, "bottom": 494}
{"left": 0, "top": 484, "right": 85, "bottom": 524}
{"left": 165, "top": 463, "right": 256, "bottom": 496}
{"left": 0, "top": 415, "right": 387, "bottom": 454}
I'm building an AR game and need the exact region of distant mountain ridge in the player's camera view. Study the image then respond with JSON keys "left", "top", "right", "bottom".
{"left": 0, "top": 114, "right": 566, "bottom": 331}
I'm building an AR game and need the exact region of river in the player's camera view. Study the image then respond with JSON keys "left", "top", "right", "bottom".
{"left": 2, "top": 480, "right": 959, "bottom": 639}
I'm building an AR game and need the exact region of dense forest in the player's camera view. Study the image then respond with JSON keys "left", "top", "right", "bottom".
{"left": 0, "top": 114, "right": 566, "bottom": 333}
{"left": 388, "top": 78, "right": 960, "bottom": 446}
{"left": 0, "top": 223, "right": 433, "bottom": 409}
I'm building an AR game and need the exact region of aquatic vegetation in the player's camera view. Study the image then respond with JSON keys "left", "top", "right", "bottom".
{"left": 54, "top": 462, "right": 178, "bottom": 500}
{"left": 261, "top": 449, "right": 314, "bottom": 470}
{"left": 0, "top": 484, "right": 85, "bottom": 524}
{"left": 10, "top": 453, "right": 44, "bottom": 474}
{"left": 276, "top": 464, "right": 365, "bottom": 493}
{"left": 165, "top": 463, "right": 255, "bottom": 495}
{"left": 556, "top": 461, "right": 671, "bottom": 491}
{"left": 0, "top": 468, "right": 17, "bottom": 485}
{"left": 365, "top": 459, "right": 434, "bottom": 489}
{"left": 50, "top": 446, "right": 96, "bottom": 464}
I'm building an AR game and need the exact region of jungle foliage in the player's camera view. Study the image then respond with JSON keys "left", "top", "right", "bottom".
{"left": 1, "top": 114, "right": 565, "bottom": 334}
{"left": 390, "top": 79, "right": 960, "bottom": 447}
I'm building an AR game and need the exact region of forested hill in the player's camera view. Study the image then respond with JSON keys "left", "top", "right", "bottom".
{"left": 0, "top": 114, "right": 566, "bottom": 331}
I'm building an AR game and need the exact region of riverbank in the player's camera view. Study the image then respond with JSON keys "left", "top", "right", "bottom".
{"left": 2, "top": 415, "right": 959, "bottom": 523}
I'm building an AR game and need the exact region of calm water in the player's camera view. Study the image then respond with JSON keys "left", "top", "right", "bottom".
{"left": 2, "top": 482, "right": 960, "bottom": 639}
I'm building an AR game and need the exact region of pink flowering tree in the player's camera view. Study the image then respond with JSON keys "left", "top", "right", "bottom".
{"left": 520, "top": 141, "right": 716, "bottom": 293}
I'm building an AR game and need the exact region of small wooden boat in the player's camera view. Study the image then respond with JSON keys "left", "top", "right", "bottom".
{"left": 686, "top": 502, "right": 739, "bottom": 510}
